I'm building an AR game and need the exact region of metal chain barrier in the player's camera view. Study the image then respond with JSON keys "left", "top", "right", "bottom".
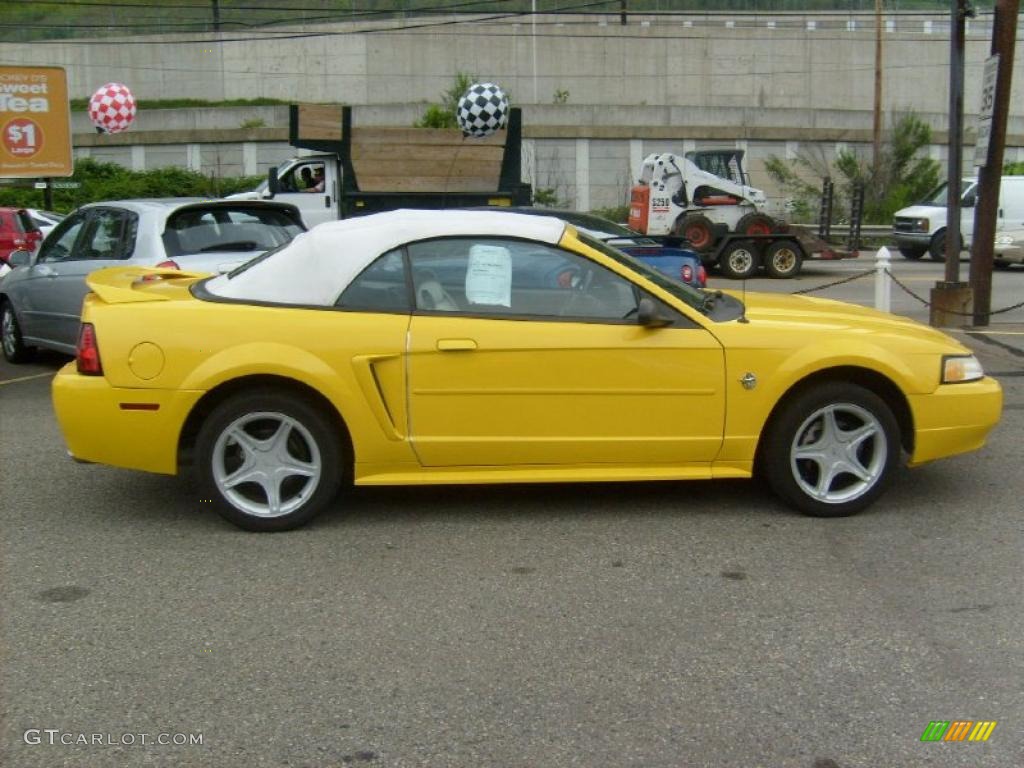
{"left": 787, "top": 263, "right": 1024, "bottom": 317}
{"left": 789, "top": 268, "right": 876, "bottom": 295}
{"left": 884, "top": 268, "right": 1024, "bottom": 316}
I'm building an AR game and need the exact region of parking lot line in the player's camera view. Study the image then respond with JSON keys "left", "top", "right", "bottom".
{"left": 0, "top": 372, "right": 53, "bottom": 386}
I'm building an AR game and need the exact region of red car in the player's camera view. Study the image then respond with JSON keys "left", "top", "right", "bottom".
{"left": 0, "top": 207, "right": 43, "bottom": 264}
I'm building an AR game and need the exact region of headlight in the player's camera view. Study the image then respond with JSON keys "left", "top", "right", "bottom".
{"left": 914, "top": 218, "right": 930, "bottom": 232}
{"left": 996, "top": 234, "right": 1015, "bottom": 246}
{"left": 942, "top": 354, "right": 984, "bottom": 383}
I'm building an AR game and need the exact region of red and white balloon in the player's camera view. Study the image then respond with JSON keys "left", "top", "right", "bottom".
{"left": 88, "top": 83, "right": 137, "bottom": 134}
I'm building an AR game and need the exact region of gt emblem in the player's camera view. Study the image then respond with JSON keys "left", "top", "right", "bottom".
{"left": 740, "top": 373, "right": 757, "bottom": 390}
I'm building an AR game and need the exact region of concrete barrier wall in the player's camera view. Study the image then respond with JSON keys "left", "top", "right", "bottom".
{"left": 7, "top": 11, "right": 1024, "bottom": 211}
{"left": 3, "top": 12, "right": 1022, "bottom": 116}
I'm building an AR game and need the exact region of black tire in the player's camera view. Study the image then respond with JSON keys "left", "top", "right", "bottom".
{"left": 928, "top": 230, "right": 963, "bottom": 262}
{"left": 1, "top": 299, "right": 36, "bottom": 364}
{"left": 993, "top": 258, "right": 1013, "bottom": 270}
{"left": 673, "top": 213, "right": 715, "bottom": 252}
{"left": 761, "top": 383, "right": 901, "bottom": 518}
{"left": 898, "top": 246, "right": 926, "bottom": 260}
{"left": 763, "top": 240, "right": 804, "bottom": 279}
{"left": 718, "top": 240, "right": 759, "bottom": 279}
{"left": 195, "top": 389, "right": 345, "bottom": 532}
{"left": 734, "top": 212, "right": 776, "bottom": 237}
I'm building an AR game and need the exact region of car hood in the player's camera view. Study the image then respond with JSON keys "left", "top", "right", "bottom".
{"left": 894, "top": 204, "right": 941, "bottom": 218}
{"left": 724, "top": 290, "right": 965, "bottom": 351}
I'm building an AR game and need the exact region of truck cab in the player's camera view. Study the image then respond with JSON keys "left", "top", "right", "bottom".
{"left": 228, "top": 154, "right": 339, "bottom": 229}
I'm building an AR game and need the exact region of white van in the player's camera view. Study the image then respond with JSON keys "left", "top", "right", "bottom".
{"left": 892, "top": 175, "right": 1024, "bottom": 260}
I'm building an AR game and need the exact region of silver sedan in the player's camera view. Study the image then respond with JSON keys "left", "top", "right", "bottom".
{"left": 0, "top": 199, "right": 304, "bottom": 362}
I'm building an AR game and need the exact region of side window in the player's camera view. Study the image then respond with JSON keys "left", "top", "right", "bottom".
{"left": 406, "top": 238, "right": 640, "bottom": 322}
{"left": 38, "top": 212, "right": 88, "bottom": 263}
{"left": 79, "top": 209, "right": 137, "bottom": 260}
{"left": 335, "top": 249, "right": 409, "bottom": 313}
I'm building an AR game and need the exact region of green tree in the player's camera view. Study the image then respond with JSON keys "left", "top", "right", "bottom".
{"left": 765, "top": 113, "right": 941, "bottom": 224}
{"left": 415, "top": 72, "right": 477, "bottom": 129}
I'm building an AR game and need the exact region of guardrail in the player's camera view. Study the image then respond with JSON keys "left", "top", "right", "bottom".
{"left": 804, "top": 224, "right": 893, "bottom": 239}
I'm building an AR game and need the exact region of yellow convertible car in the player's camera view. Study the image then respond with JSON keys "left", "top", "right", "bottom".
{"left": 51, "top": 210, "right": 1002, "bottom": 531}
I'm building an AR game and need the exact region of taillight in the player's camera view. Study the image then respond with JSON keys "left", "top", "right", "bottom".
{"left": 698, "top": 265, "right": 707, "bottom": 286}
{"left": 76, "top": 323, "right": 103, "bottom": 376}
{"left": 681, "top": 264, "right": 693, "bottom": 283}
{"left": 155, "top": 260, "right": 179, "bottom": 269}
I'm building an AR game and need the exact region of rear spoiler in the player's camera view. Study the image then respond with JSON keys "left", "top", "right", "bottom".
{"left": 86, "top": 266, "right": 211, "bottom": 304}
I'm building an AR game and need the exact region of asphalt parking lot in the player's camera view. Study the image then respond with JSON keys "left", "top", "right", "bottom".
{"left": 2, "top": 257, "right": 1023, "bottom": 767}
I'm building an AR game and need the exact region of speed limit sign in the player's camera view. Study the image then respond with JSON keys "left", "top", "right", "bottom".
{"left": 974, "top": 54, "right": 1000, "bottom": 168}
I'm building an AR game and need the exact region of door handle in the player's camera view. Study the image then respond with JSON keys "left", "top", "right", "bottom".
{"left": 436, "top": 338, "right": 477, "bottom": 352}
{"left": 325, "top": 195, "right": 331, "bottom": 208}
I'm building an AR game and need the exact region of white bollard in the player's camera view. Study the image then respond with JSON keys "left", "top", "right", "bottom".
{"left": 875, "top": 246, "right": 892, "bottom": 313}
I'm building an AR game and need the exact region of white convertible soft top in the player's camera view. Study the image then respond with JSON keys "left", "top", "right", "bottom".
{"left": 204, "top": 208, "right": 567, "bottom": 306}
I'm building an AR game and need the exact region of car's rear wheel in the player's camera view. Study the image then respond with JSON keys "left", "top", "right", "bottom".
{"left": 762, "top": 383, "right": 900, "bottom": 517}
{"left": 196, "top": 390, "right": 344, "bottom": 531}
{"left": 1, "top": 300, "right": 36, "bottom": 364}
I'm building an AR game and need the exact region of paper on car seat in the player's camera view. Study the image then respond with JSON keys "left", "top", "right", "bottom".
{"left": 465, "top": 244, "right": 511, "bottom": 307}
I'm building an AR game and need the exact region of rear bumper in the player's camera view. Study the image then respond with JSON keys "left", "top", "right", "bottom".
{"left": 52, "top": 363, "right": 204, "bottom": 475}
{"left": 908, "top": 376, "right": 1003, "bottom": 466}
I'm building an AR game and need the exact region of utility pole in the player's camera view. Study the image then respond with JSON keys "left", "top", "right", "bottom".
{"left": 212, "top": 0, "right": 221, "bottom": 33}
{"left": 620, "top": 0, "right": 627, "bottom": 26}
{"left": 970, "top": 0, "right": 1019, "bottom": 326}
{"left": 872, "top": 0, "right": 884, "bottom": 174}
{"left": 929, "top": 0, "right": 972, "bottom": 326}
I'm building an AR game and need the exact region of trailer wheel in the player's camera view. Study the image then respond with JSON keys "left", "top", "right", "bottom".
{"left": 763, "top": 241, "right": 803, "bottom": 278}
{"left": 718, "top": 240, "right": 759, "bottom": 279}
{"left": 735, "top": 212, "right": 776, "bottom": 237}
{"left": 674, "top": 214, "right": 715, "bottom": 252}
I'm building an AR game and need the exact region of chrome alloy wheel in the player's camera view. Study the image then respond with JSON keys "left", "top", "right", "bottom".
{"left": 1, "top": 306, "right": 16, "bottom": 359}
{"left": 212, "top": 411, "right": 322, "bottom": 518}
{"left": 789, "top": 402, "right": 887, "bottom": 504}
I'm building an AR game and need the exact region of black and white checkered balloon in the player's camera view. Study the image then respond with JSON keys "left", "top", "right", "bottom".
{"left": 456, "top": 82, "right": 509, "bottom": 138}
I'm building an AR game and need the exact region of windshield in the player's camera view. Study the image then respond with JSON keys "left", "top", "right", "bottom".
{"left": 920, "top": 180, "right": 975, "bottom": 206}
{"left": 575, "top": 231, "right": 706, "bottom": 311}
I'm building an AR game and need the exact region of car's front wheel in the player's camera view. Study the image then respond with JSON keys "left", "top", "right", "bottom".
{"left": 1, "top": 300, "right": 36, "bottom": 364}
{"left": 761, "top": 383, "right": 901, "bottom": 517}
{"left": 195, "top": 390, "right": 345, "bottom": 531}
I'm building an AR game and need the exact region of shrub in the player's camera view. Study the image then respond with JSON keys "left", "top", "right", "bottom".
{"left": 0, "top": 158, "right": 263, "bottom": 213}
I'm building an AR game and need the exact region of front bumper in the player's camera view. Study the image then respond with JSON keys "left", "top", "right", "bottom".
{"left": 52, "top": 363, "right": 204, "bottom": 475}
{"left": 908, "top": 376, "right": 1003, "bottom": 466}
{"left": 893, "top": 232, "right": 932, "bottom": 249}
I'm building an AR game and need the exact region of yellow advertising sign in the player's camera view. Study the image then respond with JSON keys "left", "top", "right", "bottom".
{"left": 0, "top": 65, "right": 73, "bottom": 178}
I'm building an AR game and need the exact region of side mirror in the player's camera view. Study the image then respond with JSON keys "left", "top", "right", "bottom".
{"left": 637, "top": 297, "right": 673, "bottom": 328}
{"left": 7, "top": 249, "right": 33, "bottom": 268}
{"left": 267, "top": 167, "right": 279, "bottom": 198}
